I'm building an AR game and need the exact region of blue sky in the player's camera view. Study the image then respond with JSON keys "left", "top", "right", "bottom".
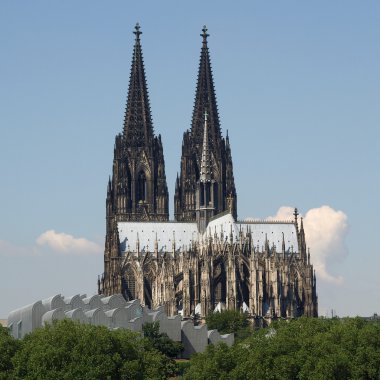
{"left": 0, "top": 1, "right": 379, "bottom": 317}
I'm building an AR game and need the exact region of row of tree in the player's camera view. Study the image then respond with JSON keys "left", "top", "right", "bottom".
{"left": 185, "top": 315, "right": 380, "bottom": 379}
{"left": 0, "top": 319, "right": 182, "bottom": 379}
{"left": 1, "top": 313, "right": 380, "bottom": 379}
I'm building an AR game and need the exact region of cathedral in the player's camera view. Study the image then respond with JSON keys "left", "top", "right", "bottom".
{"left": 98, "top": 24, "right": 318, "bottom": 320}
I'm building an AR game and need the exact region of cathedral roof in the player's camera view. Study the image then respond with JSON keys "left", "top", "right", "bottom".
{"left": 207, "top": 213, "right": 299, "bottom": 253}
{"left": 118, "top": 212, "right": 299, "bottom": 254}
{"left": 118, "top": 221, "right": 198, "bottom": 253}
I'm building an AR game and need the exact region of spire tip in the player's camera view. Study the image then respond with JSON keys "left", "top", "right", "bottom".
{"left": 134, "top": 23, "right": 142, "bottom": 39}
{"left": 201, "top": 25, "right": 209, "bottom": 42}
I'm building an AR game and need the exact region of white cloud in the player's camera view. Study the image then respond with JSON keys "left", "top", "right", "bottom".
{"left": 265, "top": 205, "right": 348, "bottom": 285}
{"left": 303, "top": 206, "right": 348, "bottom": 284}
{"left": 0, "top": 231, "right": 102, "bottom": 257}
{"left": 36, "top": 230, "right": 102, "bottom": 255}
{"left": 266, "top": 206, "right": 296, "bottom": 221}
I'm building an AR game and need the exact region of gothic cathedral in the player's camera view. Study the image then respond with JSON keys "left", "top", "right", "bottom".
{"left": 98, "top": 24, "right": 318, "bottom": 320}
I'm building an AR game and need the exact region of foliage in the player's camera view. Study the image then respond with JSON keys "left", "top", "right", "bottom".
{"left": 0, "top": 326, "right": 20, "bottom": 379}
{"left": 142, "top": 321, "right": 183, "bottom": 358}
{"left": 4, "top": 317, "right": 380, "bottom": 379}
{"left": 205, "top": 310, "right": 250, "bottom": 338}
{"left": 176, "top": 360, "right": 191, "bottom": 376}
{"left": 184, "top": 342, "right": 238, "bottom": 380}
{"left": 183, "top": 317, "right": 380, "bottom": 380}
{"left": 9, "top": 319, "right": 171, "bottom": 380}
{"left": 142, "top": 321, "right": 184, "bottom": 378}
{"left": 0, "top": 320, "right": 180, "bottom": 379}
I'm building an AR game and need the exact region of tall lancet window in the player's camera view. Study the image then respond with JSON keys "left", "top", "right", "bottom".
{"left": 125, "top": 267, "right": 136, "bottom": 300}
{"left": 200, "top": 183, "right": 205, "bottom": 206}
{"left": 206, "top": 182, "right": 211, "bottom": 205}
{"left": 213, "top": 182, "right": 218, "bottom": 210}
{"left": 137, "top": 171, "right": 147, "bottom": 202}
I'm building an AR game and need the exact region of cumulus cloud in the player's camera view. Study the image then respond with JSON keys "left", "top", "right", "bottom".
{"left": 266, "top": 205, "right": 348, "bottom": 284}
{"left": 0, "top": 231, "right": 102, "bottom": 257}
{"left": 266, "top": 206, "right": 296, "bottom": 221}
{"left": 36, "top": 230, "right": 102, "bottom": 255}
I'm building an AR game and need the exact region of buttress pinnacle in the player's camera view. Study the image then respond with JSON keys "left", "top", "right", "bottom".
{"left": 200, "top": 111, "right": 213, "bottom": 182}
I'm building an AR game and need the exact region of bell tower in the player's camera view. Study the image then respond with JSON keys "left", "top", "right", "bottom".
{"left": 108, "top": 23, "right": 169, "bottom": 223}
{"left": 101, "top": 23, "right": 169, "bottom": 297}
{"left": 175, "top": 26, "right": 237, "bottom": 222}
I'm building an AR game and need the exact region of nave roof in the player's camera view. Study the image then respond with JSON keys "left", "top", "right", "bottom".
{"left": 118, "top": 212, "right": 299, "bottom": 254}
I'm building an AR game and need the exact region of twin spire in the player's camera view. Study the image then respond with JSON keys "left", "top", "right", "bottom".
{"left": 123, "top": 22, "right": 220, "bottom": 154}
{"left": 122, "top": 24, "right": 237, "bottom": 221}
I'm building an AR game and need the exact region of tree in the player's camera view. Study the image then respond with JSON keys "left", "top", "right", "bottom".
{"left": 142, "top": 321, "right": 184, "bottom": 377}
{"left": 142, "top": 321, "right": 183, "bottom": 358}
{"left": 184, "top": 317, "right": 380, "bottom": 380}
{"left": 206, "top": 310, "right": 250, "bottom": 338}
{"left": 11, "top": 319, "right": 170, "bottom": 380}
{"left": 183, "top": 343, "right": 238, "bottom": 380}
{"left": 0, "top": 326, "right": 20, "bottom": 379}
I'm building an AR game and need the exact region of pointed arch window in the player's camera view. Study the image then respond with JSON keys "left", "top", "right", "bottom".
{"left": 137, "top": 170, "right": 147, "bottom": 203}
{"left": 205, "top": 182, "right": 211, "bottom": 205}
{"left": 200, "top": 183, "right": 205, "bottom": 206}
{"left": 213, "top": 261, "right": 226, "bottom": 305}
{"left": 144, "top": 268, "right": 154, "bottom": 309}
{"left": 213, "top": 182, "right": 218, "bottom": 210}
{"left": 126, "top": 166, "right": 132, "bottom": 208}
{"left": 125, "top": 267, "right": 136, "bottom": 300}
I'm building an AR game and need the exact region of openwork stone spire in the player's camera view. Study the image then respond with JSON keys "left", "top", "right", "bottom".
{"left": 123, "top": 23, "right": 154, "bottom": 146}
{"left": 200, "top": 111, "right": 213, "bottom": 182}
{"left": 191, "top": 25, "right": 222, "bottom": 153}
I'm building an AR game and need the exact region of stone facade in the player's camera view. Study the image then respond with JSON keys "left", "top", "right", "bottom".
{"left": 99, "top": 24, "right": 318, "bottom": 320}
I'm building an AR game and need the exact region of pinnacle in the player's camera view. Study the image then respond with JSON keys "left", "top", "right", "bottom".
{"left": 200, "top": 111, "right": 213, "bottom": 182}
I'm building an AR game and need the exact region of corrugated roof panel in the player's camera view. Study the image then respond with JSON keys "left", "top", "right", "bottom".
{"left": 118, "top": 221, "right": 198, "bottom": 253}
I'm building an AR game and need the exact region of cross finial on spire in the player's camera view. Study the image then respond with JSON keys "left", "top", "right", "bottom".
{"left": 201, "top": 25, "right": 209, "bottom": 43}
{"left": 134, "top": 23, "right": 142, "bottom": 40}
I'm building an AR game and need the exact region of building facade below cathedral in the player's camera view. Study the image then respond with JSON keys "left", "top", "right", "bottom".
{"left": 98, "top": 24, "right": 318, "bottom": 319}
